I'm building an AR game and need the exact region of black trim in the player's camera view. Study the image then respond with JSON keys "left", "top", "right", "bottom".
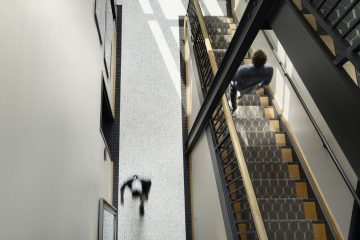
{"left": 111, "top": 5, "right": 122, "bottom": 209}
{"left": 179, "top": 16, "right": 193, "bottom": 240}
{"left": 186, "top": 0, "right": 279, "bottom": 153}
{"left": 225, "top": 0, "right": 232, "bottom": 17}
{"left": 110, "top": 0, "right": 117, "bottom": 19}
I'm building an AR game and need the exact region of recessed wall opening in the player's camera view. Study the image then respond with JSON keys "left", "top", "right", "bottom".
{"left": 100, "top": 74, "right": 115, "bottom": 161}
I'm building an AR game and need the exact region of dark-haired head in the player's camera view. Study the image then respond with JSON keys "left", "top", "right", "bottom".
{"left": 252, "top": 50, "right": 267, "bottom": 68}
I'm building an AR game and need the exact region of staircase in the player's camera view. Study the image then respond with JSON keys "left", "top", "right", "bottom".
{"left": 293, "top": 0, "right": 359, "bottom": 85}
{"left": 204, "top": 15, "right": 334, "bottom": 240}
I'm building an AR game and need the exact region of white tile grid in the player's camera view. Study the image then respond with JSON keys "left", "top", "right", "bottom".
{"left": 117, "top": 0, "right": 186, "bottom": 239}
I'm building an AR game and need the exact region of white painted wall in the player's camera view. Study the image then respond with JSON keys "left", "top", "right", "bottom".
{"left": 232, "top": 0, "right": 249, "bottom": 22}
{"left": 191, "top": 132, "right": 228, "bottom": 240}
{"left": 0, "top": 1, "right": 114, "bottom": 239}
{"left": 185, "top": 22, "right": 228, "bottom": 240}
{"left": 251, "top": 31, "right": 357, "bottom": 239}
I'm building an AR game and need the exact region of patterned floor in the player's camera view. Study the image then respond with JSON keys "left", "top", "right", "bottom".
{"left": 116, "top": 0, "right": 187, "bottom": 239}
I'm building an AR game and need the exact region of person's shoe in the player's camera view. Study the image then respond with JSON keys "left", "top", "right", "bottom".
{"left": 139, "top": 206, "right": 144, "bottom": 216}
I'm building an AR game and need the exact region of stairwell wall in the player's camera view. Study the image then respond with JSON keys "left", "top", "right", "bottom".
{"left": 231, "top": 0, "right": 248, "bottom": 22}
{"left": 251, "top": 30, "right": 357, "bottom": 239}
{"left": 0, "top": 1, "right": 114, "bottom": 239}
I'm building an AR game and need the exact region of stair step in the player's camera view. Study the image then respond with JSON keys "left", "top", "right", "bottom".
{"left": 293, "top": 0, "right": 303, "bottom": 10}
{"left": 209, "top": 34, "right": 233, "bottom": 43}
{"left": 213, "top": 49, "right": 227, "bottom": 66}
{"left": 238, "top": 131, "right": 286, "bottom": 147}
{"left": 252, "top": 179, "right": 308, "bottom": 199}
{"left": 235, "top": 118, "right": 280, "bottom": 132}
{"left": 210, "top": 40, "right": 230, "bottom": 50}
{"left": 247, "top": 162, "right": 291, "bottom": 179}
{"left": 204, "top": 16, "right": 234, "bottom": 24}
{"left": 264, "top": 220, "right": 320, "bottom": 240}
{"left": 234, "top": 106, "right": 266, "bottom": 118}
{"left": 213, "top": 49, "right": 227, "bottom": 56}
{"left": 242, "top": 145, "right": 283, "bottom": 163}
{"left": 238, "top": 131, "right": 277, "bottom": 146}
{"left": 204, "top": 21, "right": 230, "bottom": 29}
{"left": 304, "top": 14, "right": 317, "bottom": 30}
{"left": 229, "top": 23, "right": 237, "bottom": 31}
{"left": 238, "top": 94, "right": 270, "bottom": 107}
{"left": 343, "top": 61, "right": 357, "bottom": 84}
{"left": 255, "top": 87, "right": 265, "bottom": 96}
{"left": 256, "top": 198, "right": 315, "bottom": 220}
{"left": 264, "top": 107, "right": 277, "bottom": 119}
{"left": 206, "top": 27, "right": 233, "bottom": 35}
{"left": 234, "top": 118, "right": 272, "bottom": 132}
{"left": 320, "top": 35, "right": 336, "bottom": 55}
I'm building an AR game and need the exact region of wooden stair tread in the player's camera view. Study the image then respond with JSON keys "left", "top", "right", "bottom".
{"left": 320, "top": 35, "right": 336, "bottom": 55}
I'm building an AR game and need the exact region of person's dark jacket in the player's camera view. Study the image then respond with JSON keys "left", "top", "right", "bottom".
{"left": 232, "top": 64, "right": 273, "bottom": 94}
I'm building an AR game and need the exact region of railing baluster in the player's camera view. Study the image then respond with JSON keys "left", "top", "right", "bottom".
{"left": 224, "top": 166, "right": 240, "bottom": 178}
{"left": 228, "top": 185, "right": 245, "bottom": 196}
{"left": 216, "top": 133, "right": 230, "bottom": 148}
{"left": 219, "top": 142, "right": 233, "bottom": 155}
{"left": 216, "top": 124, "right": 228, "bottom": 136}
{"left": 226, "top": 176, "right": 242, "bottom": 187}
{"left": 222, "top": 149, "right": 235, "bottom": 162}
{"left": 186, "top": 1, "right": 269, "bottom": 239}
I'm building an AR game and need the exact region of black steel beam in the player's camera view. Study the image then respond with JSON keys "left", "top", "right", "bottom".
{"left": 349, "top": 181, "right": 360, "bottom": 240}
{"left": 186, "top": 0, "right": 279, "bottom": 153}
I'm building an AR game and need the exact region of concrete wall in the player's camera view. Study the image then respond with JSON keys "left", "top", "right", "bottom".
{"left": 251, "top": 31, "right": 357, "bottom": 239}
{"left": 0, "top": 1, "right": 114, "bottom": 239}
{"left": 185, "top": 21, "right": 228, "bottom": 240}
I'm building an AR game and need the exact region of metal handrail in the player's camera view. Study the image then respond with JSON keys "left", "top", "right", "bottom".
{"left": 187, "top": 0, "right": 269, "bottom": 239}
{"left": 262, "top": 30, "right": 360, "bottom": 207}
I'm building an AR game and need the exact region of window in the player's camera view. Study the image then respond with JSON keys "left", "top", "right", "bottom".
{"left": 100, "top": 74, "right": 114, "bottom": 160}
{"left": 98, "top": 198, "right": 117, "bottom": 240}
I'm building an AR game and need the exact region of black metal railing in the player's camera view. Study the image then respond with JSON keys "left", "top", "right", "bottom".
{"left": 300, "top": 0, "right": 360, "bottom": 85}
{"left": 187, "top": 0, "right": 214, "bottom": 94}
{"left": 209, "top": 103, "right": 259, "bottom": 240}
{"left": 186, "top": 1, "right": 260, "bottom": 239}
